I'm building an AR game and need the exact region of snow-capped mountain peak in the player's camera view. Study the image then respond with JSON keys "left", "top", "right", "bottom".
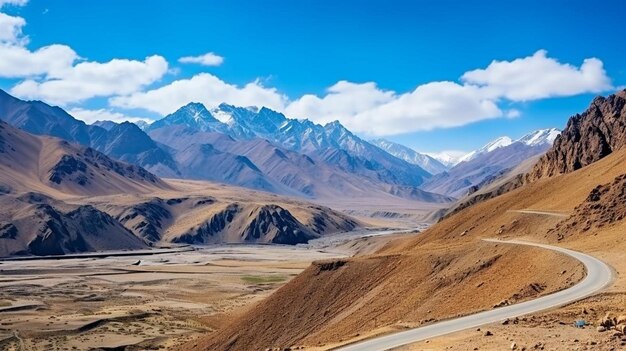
{"left": 483, "top": 136, "right": 513, "bottom": 152}
{"left": 426, "top": 151, "right": 467, "bottom": 168}
{"left": 370, "top": 139, "right": 449, "bottom": 174}
{"left": 515, "top": 128, "right": 560, "bottom": 147}
{"left": 458, "top": 136, "right": 512, "bottom": 164}
{"left": 147, "top": 102, "right": 228, "bottom": 133}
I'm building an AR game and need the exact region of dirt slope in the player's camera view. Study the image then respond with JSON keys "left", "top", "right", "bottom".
{"left": 186, "top": 135, "right": 626, "bottom": 351}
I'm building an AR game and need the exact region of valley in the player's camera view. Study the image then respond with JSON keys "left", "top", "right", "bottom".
{"left": 0, "top": 228, "right": 415, "bottom": 350}
{"left": 0, "top": 11, "right": 623, "bottom": 348}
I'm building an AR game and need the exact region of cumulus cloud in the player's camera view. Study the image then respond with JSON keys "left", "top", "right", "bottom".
{"left": 461, "top": 50, "right": 613, "bottom": 101}
{"left": 178, "top": 52, "right": 224, "bottom": 66}
{"left": 68, "top": 108, "right": 152, "bottom": 125}
{"left": 281, "top": 50, "right": 612, "bottom": 135}
{"left": 0, "top": 3, "right": 168, "bottom": 106}
{"left": 10, "top": 55, "right": 168, "bottom": 104}
{"left": 0, "top": 12, "right": 26, "bottom": 44}
{"left": 286, "top": 81, "right": 501, "bottom": 135}
{"left": 0, "top": 44, "right": 78, "bottom": 78}
{"left": 110, "top": 72, "right": 287, "bottom": 115}
{"left": 348, "top": 82, "right": 502, "bottom": 135}
{"left": 285, "top": 81, "right": 395, "bottom": 125}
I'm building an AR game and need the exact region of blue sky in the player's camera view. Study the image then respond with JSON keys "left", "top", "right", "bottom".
{"left": 1, "top": 0, "right": 625, "bottom": 154}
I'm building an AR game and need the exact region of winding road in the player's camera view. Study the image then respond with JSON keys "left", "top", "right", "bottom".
{"left": 335, "top": 238, "right": 613, "bottom": 351}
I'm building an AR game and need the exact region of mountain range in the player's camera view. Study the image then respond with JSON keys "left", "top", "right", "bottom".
{"left": 0, "top": 91, "right": 450, "bottom": 203}
{"left": 0, "top": 88, "right": 559, "bottom": 206}
{"left": 420, "top": 128, "right": 560, "bottom": 198}
{"left": 0, "top": 120, "right": 361, "bottom": 256}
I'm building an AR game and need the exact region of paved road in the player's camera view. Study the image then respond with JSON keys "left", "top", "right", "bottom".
{"left": 334, "top": 239, "right": 613, "bottom": 351}
{"left": 509, "top": 209, "right": 569, "bottom": 218}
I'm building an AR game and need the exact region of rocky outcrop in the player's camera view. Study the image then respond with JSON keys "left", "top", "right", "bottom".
{"left": 548, "top": 173, "right": 626, "bottom": 240}
{"left": 116, "top": 198, "right": 173, "bottom": 242}
{"left": 0, "top": 198, "right": 147, "bottom": 257}
{"left": 242, "top": 205, "right": 317, "bottom": 245}
{"left": 174, "top": 204, "right": 319, "bottom": 245}
{"left": 528, "top": 90, "right": 626, "bottom": 181}
{"left": 49, "top": 155, "right": 89, "bottom": 185}
{"left": 174, "top": 204, "right": 242, "bottom": 244}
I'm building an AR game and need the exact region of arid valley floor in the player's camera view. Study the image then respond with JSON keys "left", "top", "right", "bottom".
{"left": 0, "top": 228, "right": 417, "bottom": 350}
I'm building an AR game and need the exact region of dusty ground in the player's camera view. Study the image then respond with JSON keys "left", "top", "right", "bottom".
{"left": 0, "top": 229, "right": 409, "bottom": 351}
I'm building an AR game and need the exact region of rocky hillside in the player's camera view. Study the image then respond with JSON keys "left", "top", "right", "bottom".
{"left": 548, "top": 173, "right": 626, "bottom": 240}
{"left": 528, "top": 90, "right": 626, "bottom": 181}
{"left": 0, "top": 193, "right": 147, "bottom": 257}
{"left": 99, "top": 194, "right": 360, "bottom": 246}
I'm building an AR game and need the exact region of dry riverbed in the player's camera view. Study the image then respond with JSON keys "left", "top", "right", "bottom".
{"left": 0, "top": 229, "right": 414, "bottom": 350}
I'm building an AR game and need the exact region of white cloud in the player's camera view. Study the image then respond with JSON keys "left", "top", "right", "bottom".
{"left": 110, "top": 72, "right": 287, "bottom": 115}
{"left": 0, "top": 44, "right": 78, "bottom": 78}
{"left": 0, "top": 12, "right": 26, "bottom": 44}
{"left": 347, "top": 82, "right": 502, "bottom": 135}
{"left": 178, "top": 52, "right": 224, "bottom": 66}
{"left": 286, "top": 81, "right": 502, "bottom": 135}
{"left": 505, "top": 109, "right": 521, "bottom": 118}
{"left": 461, "top": 50, "right": 613, "bottom": 101}
{"left": 68, "top": 108, "right": 152, "bottom": 125}
{"left": 285, "top": 81, "right": 395, "bottom": 125}
{"left": 0, "top": 3, "right": 168, "bottom": 105}
{"left": 10, "top": 55, "right": 169, "bottom": 104}
{"left": 280, "top": 50, "right": 613, "bottom": 136}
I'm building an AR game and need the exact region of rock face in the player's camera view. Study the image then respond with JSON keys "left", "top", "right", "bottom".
{"left": 549, "top": 173, "right": 626, "bottom": 240}
{"left": 115, "top": 198, "right": 174, "bottom": 242}
{"left": 528, "top": 90, "right": 626, "bottom": 181}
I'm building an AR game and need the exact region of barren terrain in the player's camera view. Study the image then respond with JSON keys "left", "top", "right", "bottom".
{"left": 0, "top": 229, "right": 411, "bottom": 350}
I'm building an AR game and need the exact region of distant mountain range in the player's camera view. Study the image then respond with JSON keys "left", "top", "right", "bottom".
{"left": 145, "top": 103, "right": 442, "bottom": 201}
{"left": 0, "top": 120, "right": 361, "bottom": 256}
{"left": 420, "top": 128, "right": 560, "bottom": 198}
{"left": 0, "top": 88, "right": 559, "bottom": 204}
{"left": 0, "top": 90, "right": 448, "bottom": 204}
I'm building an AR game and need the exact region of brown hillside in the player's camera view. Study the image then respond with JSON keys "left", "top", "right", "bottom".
{"left": 0, "top": 120, "right": 170, "bottom": 198}
{"left": 186, "top": 141, "right": 626, "bottom": 350}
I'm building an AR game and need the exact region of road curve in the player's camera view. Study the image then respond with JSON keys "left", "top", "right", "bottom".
{"left": 334, "top": 239, "right": 613, "bottom": 351}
